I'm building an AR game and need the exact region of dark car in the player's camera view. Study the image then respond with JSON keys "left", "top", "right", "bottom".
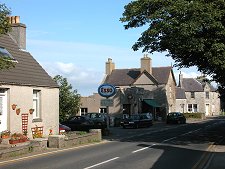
{"left": 166, "top": 112, "right": 186, "bottom": 124}
{"left": 121, "top": 113, "right": 153, "bottom": 129}
{"left": 59, "top": 123, "right": 71, "bottom": 134}
{"left": 61, "top": 116, "right": 95, "bottom": 131}
{"left": 83, "top": 113, "right": 107, "bottom": 129}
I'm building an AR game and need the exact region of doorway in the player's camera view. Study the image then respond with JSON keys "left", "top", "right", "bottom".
{"left": 0, "top": 89, "right": 7, "bottom": 132}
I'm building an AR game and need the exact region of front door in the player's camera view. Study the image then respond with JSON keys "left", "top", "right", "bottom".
{"left": 205, "top": 104, "right": 210, "bottom": 116}
{"left": 0, "top": 89, "right": 7, "bottom": 132}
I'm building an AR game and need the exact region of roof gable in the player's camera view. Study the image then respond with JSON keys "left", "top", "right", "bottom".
{"left": 104, "top": 66, "right": 173, "bottom": 86}
{"left": 0, "top": 34, "right": 58, "bottom": 88}
{"left": 133, "top": 70, "right": 158, "bottom": 85}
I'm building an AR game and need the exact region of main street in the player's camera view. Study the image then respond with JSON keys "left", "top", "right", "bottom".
{"left": 0, "top": 117, "right": 224, "bottom": 169}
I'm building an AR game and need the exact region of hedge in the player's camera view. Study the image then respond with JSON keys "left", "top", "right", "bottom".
{"left": 183, "top": 113, "right": 205, "bottom": 119}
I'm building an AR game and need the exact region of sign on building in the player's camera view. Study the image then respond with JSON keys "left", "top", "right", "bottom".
{"left": 100, "top": 99, "right": 114, "bottom": 107}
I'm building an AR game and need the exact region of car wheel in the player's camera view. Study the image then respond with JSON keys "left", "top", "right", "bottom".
{"left": 177, "top": 120, "right": 181, "bottom": 124}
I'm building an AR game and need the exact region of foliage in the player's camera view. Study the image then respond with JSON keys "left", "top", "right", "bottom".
{"left": 53, "top": 75, "right": 81, "bottom": 122}
{"left": 120, "top": 0, "right": 225, "bottom": 95}
{"left": 0, "top": 3, "right": 15, "bottom": 70}
{"left": 1, "top": 130, "right": 10, "bottom": 137}
{"left": 183, "top": 112, "right": 205, "bottom": 119}
{"left": 10, "top": 133, "right": 27, "bottom": 141}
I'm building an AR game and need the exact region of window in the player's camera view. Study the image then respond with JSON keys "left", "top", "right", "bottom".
{"left": 80, "top": 108, "right": 88, "bottom": 115}
{"left": 188, "top": 104, "right": 198, "bottom": 112}
{"left": 206, "top": 92, "right": 209, "bottom": 99}
{"left": 191, "top": 92, "right": 195, "bottom": 98}
{"left": 33, "top": 90, "right": 40, "bottom": 119}
{"left": 100, "top": 108, "right": 107, "bottom": 113}
{"left": 0, "top": 47, "right": 17, "bottom": 62}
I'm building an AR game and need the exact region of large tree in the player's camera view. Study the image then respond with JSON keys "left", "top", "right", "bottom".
{"left": 53, "top": 75, "right": 81, "bottom": 122}
{"left": 120, "top": 0, "right": 225, "bottom": 93}
{"left": 0, "top": 3, "right": 15, "bottom": 70}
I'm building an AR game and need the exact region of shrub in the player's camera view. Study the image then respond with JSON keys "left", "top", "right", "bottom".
{"left": 183, "top": 113, "right": 205, "bottom": 119}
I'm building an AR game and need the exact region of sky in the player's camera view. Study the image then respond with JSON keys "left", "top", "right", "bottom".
{"left": 3, "top": 0, "right": 200, "bottom": 96}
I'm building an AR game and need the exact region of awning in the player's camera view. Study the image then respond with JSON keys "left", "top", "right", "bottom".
{"left": 143, "top": 99, "right": 161, "bottom": 107}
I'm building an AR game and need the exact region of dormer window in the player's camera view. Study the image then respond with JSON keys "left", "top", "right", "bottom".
{"left": 191, "top": 92, "right": 195, "bottom": 98}
{"left": 206, "top": 92, "right": 209, "bottom": 99}
{"left": 0, "top": 47, "right": 17, "bottom": 62}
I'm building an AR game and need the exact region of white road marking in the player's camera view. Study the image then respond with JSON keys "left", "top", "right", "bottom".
{"left": 132, "top": 144, "right": 156, "bottom": 153}
{"left": 162, "top": 136, "right": 177, "bottom": 143}
{"left": 83, "top": 157, "right": 119, "bottom": 169}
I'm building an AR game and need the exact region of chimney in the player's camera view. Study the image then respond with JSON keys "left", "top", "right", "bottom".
{"left": 8, "top": 16, "right": 26, "bottom": 50}
{"left": 178, "top": 71, "right": 183, "bottom": 88}
{"left": 141, "top": 54, "right": 152, "bottom": 74}
{"left": 105, "top": 58, "right": 115, "bottom": 75}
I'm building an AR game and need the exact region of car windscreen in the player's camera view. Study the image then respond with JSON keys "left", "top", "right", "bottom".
{"left": 129, "top": 115, "right": 140, "bottom": 120}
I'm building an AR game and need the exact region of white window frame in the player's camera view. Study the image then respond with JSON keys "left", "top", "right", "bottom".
{"left": 80, "top": 108, "right": 88, "bottom": 115}
{"left": 188, "top": 104, "right": 198, "bottom": 112}
{"left": 33, "top": 90, "right": 41, "bottom": 119}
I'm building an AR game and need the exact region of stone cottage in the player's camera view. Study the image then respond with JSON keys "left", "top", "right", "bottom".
{"left": 80, "top": 55, "right": 177, "bottom": 120}
{"left": 0, "top": 16, "right": 59, "bottom": 138}
{"left": 176, "top": 72, "right": 220, "bottom": 115}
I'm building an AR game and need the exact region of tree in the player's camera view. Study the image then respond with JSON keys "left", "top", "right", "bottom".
{"left": 120, "top": 0, "right": 225, "bottom": 93}
{"left": 53, "top": 75, "right": 81, "bottom": 122}
{"left": 0, "top": 3, "right": 15, "bottom": 70}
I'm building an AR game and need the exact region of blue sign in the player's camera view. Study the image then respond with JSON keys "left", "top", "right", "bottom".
{"left": 98, "top": 84, "right": 116, "bottom": 98}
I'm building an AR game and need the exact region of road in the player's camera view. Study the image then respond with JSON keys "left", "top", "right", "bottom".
{"left": 0, "top": 116, "right": 224, "bottom": 169}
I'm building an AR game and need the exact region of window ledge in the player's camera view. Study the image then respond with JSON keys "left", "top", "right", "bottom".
{"left": 32, "top": 118, "right": 42, "bottom": 122}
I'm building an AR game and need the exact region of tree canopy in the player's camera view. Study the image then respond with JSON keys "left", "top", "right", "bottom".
{"left": 53, "top": 75, "right": 81, "bottom": 122}
{"left": 0, "top": 3, "right": 15, "bottom": 70}
{"left": 120, "top": 0, "right": 225, "bottom": 92}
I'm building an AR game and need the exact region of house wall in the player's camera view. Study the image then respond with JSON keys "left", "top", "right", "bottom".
{"left": 184, "top": 91, "right": 220, "bottom": 115}
{"left": 176, "top": 99, "right": 187, "bottom": 113}
{"left": 3, "top": 84, "right": 59, "bottom": 138}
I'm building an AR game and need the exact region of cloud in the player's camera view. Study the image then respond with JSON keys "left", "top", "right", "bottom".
{"left": 40, "top": 61, "right": 104, "bottom": 96}
{"left": 27, "top": 39, "right": 201, "bottom": 96}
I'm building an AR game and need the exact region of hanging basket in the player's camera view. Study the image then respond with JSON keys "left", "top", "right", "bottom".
{"left": 29, "top": 109, "right": 34, "bottom": 114}
{"left": 16, "top": 108, "right": 20, "bottom": 115}
{"left": 11, "top": 104, "right": 17, "bottom": 110}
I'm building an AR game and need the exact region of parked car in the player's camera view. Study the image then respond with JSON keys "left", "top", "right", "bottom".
{"left": 61, "top": 116, "right": 95, "bottom": 131}
{"left": 166, "top": 112, "right": 186, "bottom": 124}
{"left": 83, "top": 113, "right": 107, "bottom": 129}
{"left": 59, "top": 123, "right": 71, "bottom": 132}
{"left": 121, "top": 113, "right": 153, "bottom": 129}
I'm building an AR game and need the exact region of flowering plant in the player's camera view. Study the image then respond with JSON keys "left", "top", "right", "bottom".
{"left": 1, "top": 130, "right": 10, "bottom": 138}
{"left": 10, "top": 133, "right": 27, "bottom": 141}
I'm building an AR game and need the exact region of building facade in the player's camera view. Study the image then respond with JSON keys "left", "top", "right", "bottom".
{"left": 176, "top": 73, "right": 220, "bottom": 115}
{"left": 80, "top": 55, "right": 177, "bottom": 120}
{"left": 0, "top": 16, "right": 59, "bottom": 138}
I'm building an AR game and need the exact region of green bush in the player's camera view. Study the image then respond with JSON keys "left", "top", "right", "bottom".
{"left": 183, "top": 113, "right": 205, "bottom": 119}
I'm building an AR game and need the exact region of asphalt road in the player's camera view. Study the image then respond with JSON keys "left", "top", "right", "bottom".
{"left": 0, "top": 117, "right": 224, "bottom": 169}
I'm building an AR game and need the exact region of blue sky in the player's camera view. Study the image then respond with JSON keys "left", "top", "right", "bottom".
{"left": 3, "top": 0, "right": 200, "bottom": 96}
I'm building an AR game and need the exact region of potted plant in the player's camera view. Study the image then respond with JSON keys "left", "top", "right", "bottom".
{"left": 9, "top": 133, "right": 28, "bottom": 144}
{"left": 16, "top": 108, "right": 20, "bottom": 115}
{"left": 29, "top": 108, "right": 34, "bottom": 114}
{"left": 1, "top": 130, "right": 10, "bottom": 139}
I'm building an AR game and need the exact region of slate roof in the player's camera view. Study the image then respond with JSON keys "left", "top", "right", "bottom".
{"left": 182, "top": 78, "right": 203, "bottom": 92}
{"left": 104, "top": 66, "right": 172, "bottom": 86}
{"left": 0, "top": 34, "right": 58, "bottom": 88}
{"left": 175, "top": 87, "right": 186, "bottom": 99}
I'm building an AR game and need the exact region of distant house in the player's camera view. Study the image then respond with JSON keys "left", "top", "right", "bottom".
{"left": 0, "top": 16, "right": 59, "bottom": 138}
{"left": 176, "top": 72, "right": 220, "bottom": 115}
{"left": 80, "top": 55, "right": 177, "bottom": 120}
